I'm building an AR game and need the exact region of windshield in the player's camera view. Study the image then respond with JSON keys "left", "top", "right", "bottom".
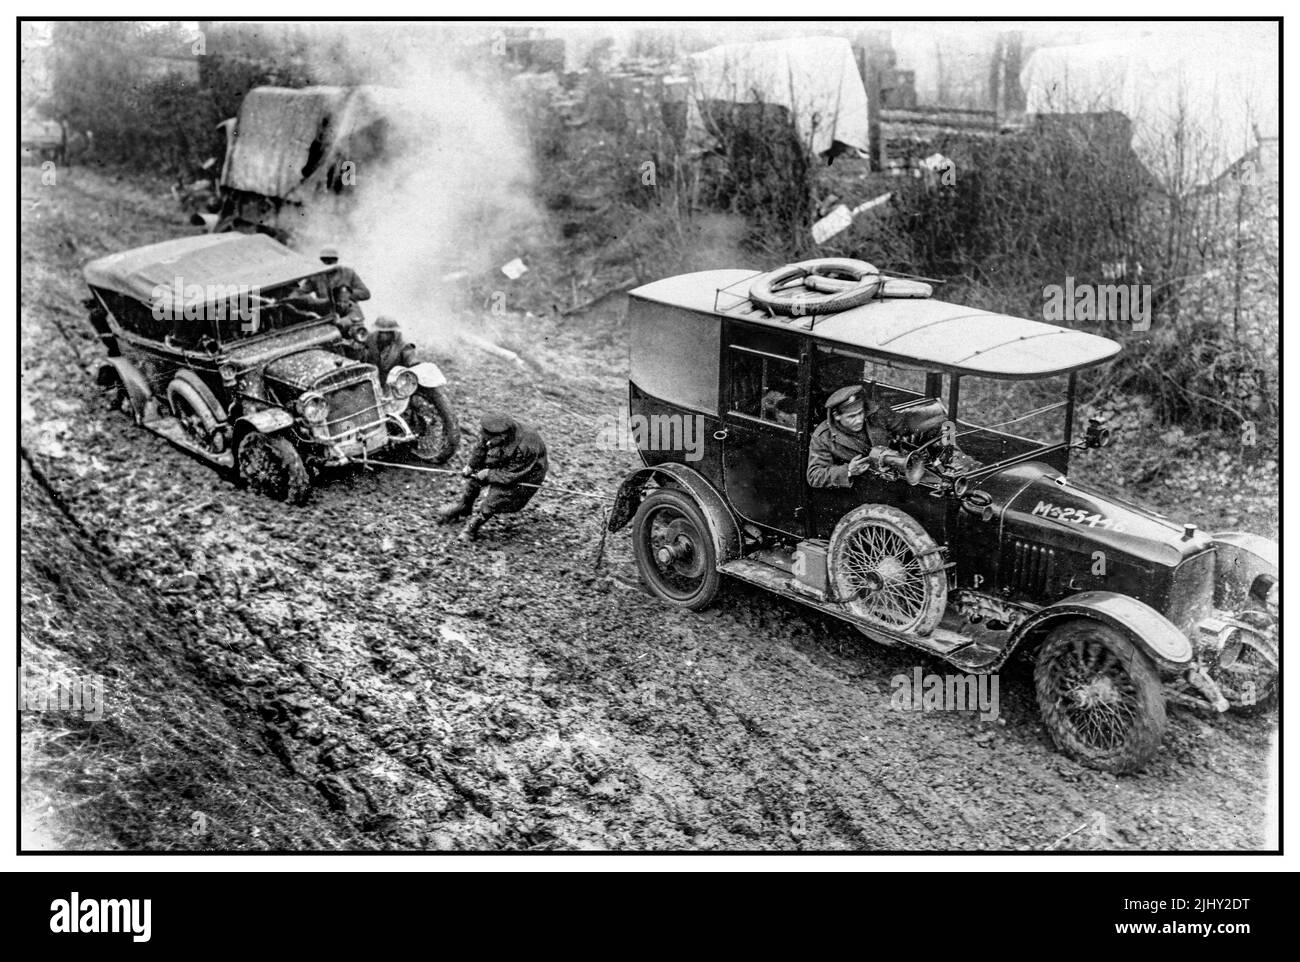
{"left": 954, "top": 375, "right": 1071, "bottom": 465}
{"left": 205, "top": 278, "right": 335, "bottom": 344}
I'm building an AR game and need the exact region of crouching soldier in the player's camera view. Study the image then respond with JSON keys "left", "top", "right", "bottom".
{"left": 437, "top": 413, "right": 548, "bottom": 541}
{"left": 344, "top": 315, "right": 417, "bottom": 375}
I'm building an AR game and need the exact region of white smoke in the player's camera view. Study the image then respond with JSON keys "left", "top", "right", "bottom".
{"left": 288, "top": 24, "right": 541, "bottom": 353}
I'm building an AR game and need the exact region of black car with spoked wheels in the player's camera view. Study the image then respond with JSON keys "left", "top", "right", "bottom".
{"left": 83, "top": 233, "right": 458, "bottom": 504}
{"left": 608, "top": 258, "right": 1277, "bottom": 773}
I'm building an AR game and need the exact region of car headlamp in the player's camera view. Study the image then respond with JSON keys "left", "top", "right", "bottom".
{"left": 388, "top": 367, "right": 419, "bottom": 400}
{"left": 297, "top": 392, "right": 329, "bottom": 424}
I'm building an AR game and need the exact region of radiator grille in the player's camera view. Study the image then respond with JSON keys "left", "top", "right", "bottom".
{"left": 1165, "top": 549, "right": 1215, "bottom": 632}
{"left": 1010, "top": 540, "right": 1055, "bottom": 596}
{"left": 324, "top": 379, "right": 383, "bottom": 438}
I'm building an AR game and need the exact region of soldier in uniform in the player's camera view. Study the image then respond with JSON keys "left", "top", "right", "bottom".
{"left": 437, "top": 413, "right": 549, "bottom": 541}
{"left": 806, "top": 384, "right": 902, "bottom": 488}
{"left": 350, "top": 315, "right": 418, "bottom": 379}
{"left": 332, "top": 285, "right": 366, "bottom": 340}
{"left": 310, "top": 245, "right": 371, "bottom": 304}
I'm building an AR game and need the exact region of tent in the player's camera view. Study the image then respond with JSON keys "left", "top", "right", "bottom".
{"left": 1021, "top": 27, "right": 1277, "bottom": 191}
{"left": 686, "top": 36, "right": 871, "bottom": 158}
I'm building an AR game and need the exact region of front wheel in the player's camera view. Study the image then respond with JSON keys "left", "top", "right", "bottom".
{"left": 631, "top": 487, "right": 721, "bottom": 610}
{"left": 1034, "top": 620, "right": 1166, "bottom": 773}
{"left": 407, "top": 386, "right": 459, "bottom": 464}
{"left": 237, "top": 432, "right": 311, "bottom": 505}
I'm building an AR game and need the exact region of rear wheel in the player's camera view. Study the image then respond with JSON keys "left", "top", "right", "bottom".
{"left": 631, "top": 488, "right": 720, "bottom": 610}
{"left": 237, "top": 432, "right": 311, "bottom": 505}
{"left": 167, "top": 381, "right": 225, "bottom": 455}
{"left": 1034, "top": 620, "right": 1166, "bottom": 773}
{"left": 96, "top": 367, "right": 133, "bottom": 420}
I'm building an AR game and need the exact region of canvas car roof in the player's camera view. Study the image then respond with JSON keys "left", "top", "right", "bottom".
{"left": 630, "top": 269, "right": 1122, "bottom": 379}
{"left": 83, "top": 233, "right": 327, "bottom": 308}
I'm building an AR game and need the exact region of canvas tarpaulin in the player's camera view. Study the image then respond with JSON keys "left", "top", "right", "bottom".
{"left": 687, "top": 37, "right": 870, "bottom": 157}
{"left": 222, "top": 86, "right": 352, "bottom": 200}
{"left": 1021, "top": 28, "right": 1277, "bottom": 191}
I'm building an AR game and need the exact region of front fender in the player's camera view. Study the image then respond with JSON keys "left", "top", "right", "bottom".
{"left": 234, "top": 407, "right": 295, "bottom": 438}
{"left": 608, "top": 463, "right": 742, "bottom": 565}
{"left": 1211, "top": 531, "right": 1278, "bottom": 609}
{"left": 168, "top": 369, "right": 228, "bottom": 423}
{"left": 1011, "top": 590, "right": 1193, "bottom": 673}
{"left": 409, "top": 361, "right": 447, "bottom": 390}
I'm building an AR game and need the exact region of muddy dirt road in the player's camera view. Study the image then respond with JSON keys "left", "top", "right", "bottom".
{"left": 20, "top": 167, "right": 1277, "bottom": 850}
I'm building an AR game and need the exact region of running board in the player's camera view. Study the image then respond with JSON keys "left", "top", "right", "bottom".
{"left": 719, "top": 558, "right": 1001, "bottom": 667}
{"left": 145, "top": 415, "right": 236, "bottom": 470}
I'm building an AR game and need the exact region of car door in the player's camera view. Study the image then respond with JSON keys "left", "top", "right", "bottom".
{"left": 720, "top": 324, "right": 804, "bottom": 534}
{"left": 805, "top": 346, "right": 949, "bottom": 543}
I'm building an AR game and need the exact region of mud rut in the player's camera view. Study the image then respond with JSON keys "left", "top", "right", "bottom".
{"left": 20, "top": 168, "right": 1276, "bottom": 850}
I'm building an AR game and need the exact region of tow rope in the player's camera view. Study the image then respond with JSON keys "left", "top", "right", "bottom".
{"left": 361, "top": 457, "right": 617, "bottom": 502}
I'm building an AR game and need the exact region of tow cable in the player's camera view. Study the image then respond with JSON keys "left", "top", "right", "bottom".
{"left": 361, "top": 458, "right": 617, "bottom": 501}
{"left": 362, "top": 457, "right": 615, "bottom": 566}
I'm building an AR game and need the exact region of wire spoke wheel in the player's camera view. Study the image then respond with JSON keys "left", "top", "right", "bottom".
{"left": 829, "top": 503, "right": 947, "bottom": 637}
{"left": 1034, "top": 620, "right": 1165, "bottom": 773}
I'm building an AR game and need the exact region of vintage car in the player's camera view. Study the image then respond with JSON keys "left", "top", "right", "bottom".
{"left": 83, "top": 233, "right": 457, "bottom": 503}
{"left": 609, "top": 258, "right": 1278, "bottom": 773}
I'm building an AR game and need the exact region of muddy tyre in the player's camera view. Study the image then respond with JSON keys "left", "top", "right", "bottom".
{"left": 237, "top": 432, "right": 311, "bottom": 505}
{"left": 1214, "top": 608, "right": 1279, "bottom": 715}
{"left": 1034, "top": 620, "right": 1166, "bottom": 773}
{"left": 631, "top": 488, "right": 721, "bottom": 611}
{"left": 408, "top": 386, "right": 460, "bottom": 465}
{"left": 167, "top": 380, "right": 224, "bottom": 455}
{"left": 828, "top": 503, "right": 947, "bottom": 637}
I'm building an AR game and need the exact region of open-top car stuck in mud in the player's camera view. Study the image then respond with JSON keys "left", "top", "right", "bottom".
{"left": 610, "top": 258, "right": 1279, "bottom": 774}
{"left": 83, "top": 233, "right": 458, "bottom": 504}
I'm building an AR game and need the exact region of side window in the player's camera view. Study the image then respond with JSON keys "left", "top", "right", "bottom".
{"left": 814, "top": 345, "right": 939, "bottom": 412}
{"left": 101, "top": 290, "right": 170, "bottom": 341}
{"left": 729, "top": 347, "right": 798, "bottom": 429}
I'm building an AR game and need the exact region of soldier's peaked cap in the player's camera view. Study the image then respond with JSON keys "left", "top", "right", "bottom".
{"left": 825, "top": 385, "right": 865, "bottom": 414}
{"left": 481, "top": 413, "right": 514, "bottom": 434}
{"left": 319, "top": 245, "right": 339, "bottom": 260}
{"left": 372, "top": 315, "right": 401, "bottom": 331}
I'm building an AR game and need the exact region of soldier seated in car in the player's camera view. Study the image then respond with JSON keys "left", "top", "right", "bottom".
{"left": 332, "top": 285, "right": 366, "bottom": 341}
{"left": 312, "top": 244, "right": 371, "bottom": 304}
{"left": 437, "top": 413, "right": 548, "bottom": 541}
{"left": 806, "top": 384, "right": 903, "bottom": 488}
